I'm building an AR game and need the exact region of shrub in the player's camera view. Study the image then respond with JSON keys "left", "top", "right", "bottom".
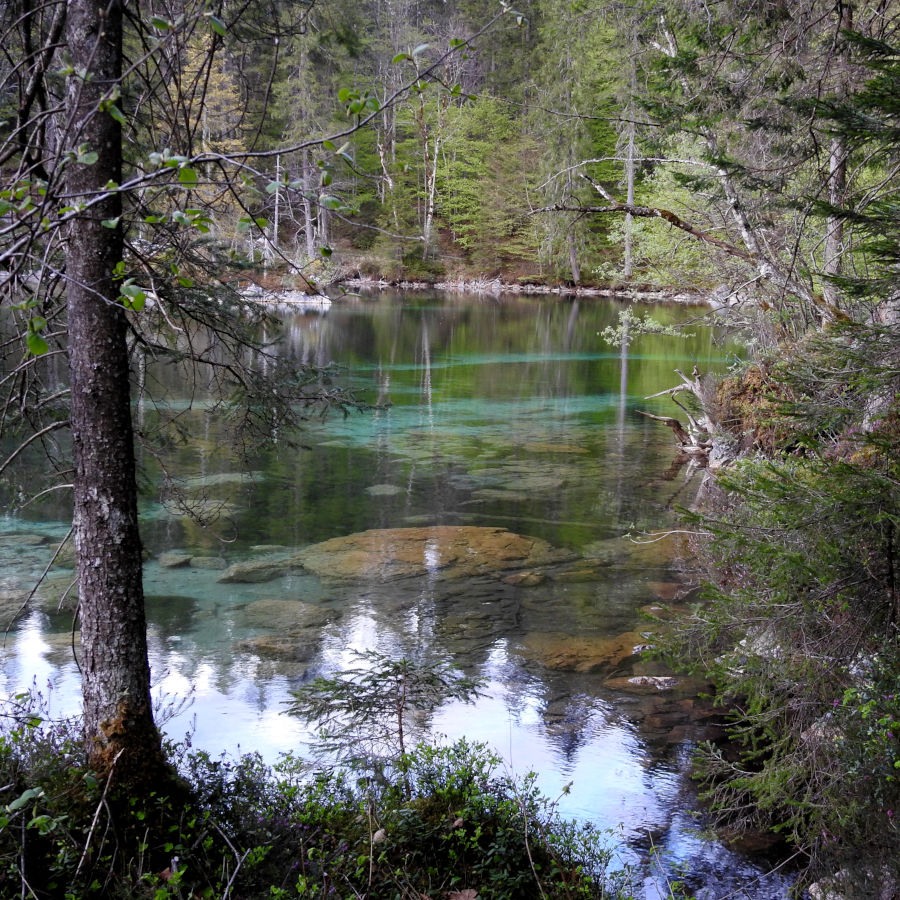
{"left": 667, "top": 322, "right": 900, "bottom": 895}
{"left": 0, "top": 695, "right": 631, "bottom": 899}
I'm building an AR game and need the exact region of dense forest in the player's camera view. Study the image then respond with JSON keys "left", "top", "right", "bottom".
{"left": 1, "top": 0, "right": 899, "bottom": 897}
{"left": 8, "top": 0, "right": 900, "bottom": 306}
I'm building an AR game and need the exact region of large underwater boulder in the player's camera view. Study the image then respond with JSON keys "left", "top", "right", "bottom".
{"left": 291, "top": 525, "right": 576, "bottom": 581}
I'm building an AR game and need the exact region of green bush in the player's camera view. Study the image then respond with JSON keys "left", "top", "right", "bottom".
{"left": 400, "top": 249, "right": 446, "bottom": 282}
{"left": 0, "top": 693, "right": 632, "bottom": 899}
{"left": 667, "top": 322, "right": 900, "bottom": 895}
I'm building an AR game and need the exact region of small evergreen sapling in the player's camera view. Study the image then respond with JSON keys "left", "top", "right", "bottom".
{"left": 286, "top": 650, "right": 483, "bottom": 782}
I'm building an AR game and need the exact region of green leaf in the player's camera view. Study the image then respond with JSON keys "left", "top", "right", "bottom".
{"left": 337, "top": 88, "right": 352, "bottom": 103}
{"left": 101, "top": 217, "right": 120, "bottom": 228}
{"left": 7, "top": 788, "right": 44, "bottom": 813}
{"left": 322, "top": 140, "right": 336, "bottom": 151}
{"left": 320, "top": 172, "right": 332, "bottom": 187}
{"left": 320, "top": 246, "right": 333, "bottom": 257}
{"left": 25, "top": 332, "right": 49, "bottom": 357}
{"left": 120, "top": 284, "right": 146, "bottom": 311}
{"left": 254, "top": 217, "right": 268, "bottom": 228}
{"left": 29, "top": 316, "right": 47, "bottom": 331}
{"left": 208, "top": 14, "right": 227, "bottom": 36}
{"left": 178, "top": 166, "right": 197, "bottom": 187}
{"left": 319, "top": 195, "right": 342, "bottom": 210}
{"left": 150, "top": 15, "right": 171, "bottom": 29}
{"left": 77, "top": 151, "right": 98, "bottom": 165}
{"left": 107, "top": 103, "right": 126, "bottom": 126}
{"left": 265, "top": 180, "right": 281, "bottom": 194}
{"left": 177, "top": 276, "right": 194, "bottom": 287}
{"left": 392, "top": 52, "right": 410, "bottom": 63}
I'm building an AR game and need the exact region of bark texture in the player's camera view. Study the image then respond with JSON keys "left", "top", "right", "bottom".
{"left": 65, "top": 0, "right": 164, "bottom": 779}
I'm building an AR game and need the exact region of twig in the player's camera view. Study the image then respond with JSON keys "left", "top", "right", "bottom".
{"left": 628, "top": 529, "right": 712, "bottom": 544}
{"left": 17, "top": 483, "right": 74, "bottom": 509}
{"left": 221, "top": 849, "right": 250, "bottom": 900}
{"left": 74, "top": 748, "right": 125, "bottom": 882}
{"left": 518, "top": 795, "right": 549, "bottom": 900}
{"left": 0, "top": 420, "right": 69, "bottom": 478}
{"left": 4, "top": 525, "right": 75, "bottom": 643}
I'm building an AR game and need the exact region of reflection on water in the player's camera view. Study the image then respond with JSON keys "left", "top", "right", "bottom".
{"left": 0, "top": 292, "right": 790, "bottom": 897}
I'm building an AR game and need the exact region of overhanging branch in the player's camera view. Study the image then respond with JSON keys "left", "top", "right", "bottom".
{"left": 530, "top": 194, "right": 755, "bottom": 265}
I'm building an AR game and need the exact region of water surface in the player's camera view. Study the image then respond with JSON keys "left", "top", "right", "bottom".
{"left": 0, "top": 291, "right": 789, "bottom": 898}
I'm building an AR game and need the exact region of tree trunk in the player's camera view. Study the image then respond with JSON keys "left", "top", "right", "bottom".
{"left": 623, "top": 46, "right": 637, "bottom": 279}
{"left": 269, "top": 153, "right": 281, "bottom": 264}
{"left": 567, "top": 228, "right": 580, "bottom": 284}
{"left": 302, "top": 148, "right": 316, "bottom": 259}
{"left": 65, "top": 0, "right": 164, "bottom": 781}
{"left": 823, "top": 134, "right": 846, "bottom": 309}
{"left": 823, "top": 3, "right": 852, "bottom": 312}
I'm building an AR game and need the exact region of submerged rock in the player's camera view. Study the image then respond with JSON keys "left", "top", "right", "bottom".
{"left": 290, "top": 525, "right": 575, "bottom": 581}
{"left": 236, "top": 629, "right": 322, "bottom": 662}
{"left": 158, "top": 550, "right": 194, "bottom": 568}
{"left": 581, "top": 534, "right": 688, "bottom": 568}
{"left": 0, "top": 587, "right": 29, "bottom": 626}
{"left": 548, "top": 561, "right": 613, "bottom": 582}
{"left": 239, "top": 598, "right": 335, "bottom": 631}
{"left": 502, "top": 570, "right": 546, "bottom": 586}
{"left": 218, "top": 555, "right": 297, "bottom": 583}
{"left": 579, "top": 539, "right": 627, "bottom": 564}
{"left": 605, "top": 675, "right": 680, "bottom": 693}
{"left": 0, "top": 533, "right": 48, "bottom": 548}
{"left": 647, "top": 580, "right": 690, "bottom": 602}
{"left": 519, "top": 630, "right": 645, "bottom": 673}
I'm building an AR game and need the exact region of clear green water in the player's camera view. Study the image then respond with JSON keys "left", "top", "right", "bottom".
{"left": 0, "top": 292, "right": 790, "bottom": 897}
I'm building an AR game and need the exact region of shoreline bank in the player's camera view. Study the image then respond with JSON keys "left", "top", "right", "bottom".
{"left": 337, "top": 275, "right": 710, "bottom": 304}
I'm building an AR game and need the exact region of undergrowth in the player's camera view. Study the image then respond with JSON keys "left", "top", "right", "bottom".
{"left": 0, "top": 691, "right": 654, "bottom": 899}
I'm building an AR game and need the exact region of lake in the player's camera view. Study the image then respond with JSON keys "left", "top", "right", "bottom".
{"left": 0, "top": 290, "right": 791, "bottom": 898}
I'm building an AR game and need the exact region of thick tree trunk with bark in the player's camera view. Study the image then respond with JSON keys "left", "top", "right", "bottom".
{"left": 65, "top": 0, "right": 164, "bottom": 780}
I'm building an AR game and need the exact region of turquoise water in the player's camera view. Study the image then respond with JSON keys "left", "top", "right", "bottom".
{"left": 0, "top": 292, "right": 789, "bottom": 897}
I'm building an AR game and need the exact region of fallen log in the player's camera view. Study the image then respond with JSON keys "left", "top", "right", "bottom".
{"left": 636, "top": 409, "right": 712, "bottom": 454}
{"left": 635, "top": 409, "right": 692, "bottom": 445}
